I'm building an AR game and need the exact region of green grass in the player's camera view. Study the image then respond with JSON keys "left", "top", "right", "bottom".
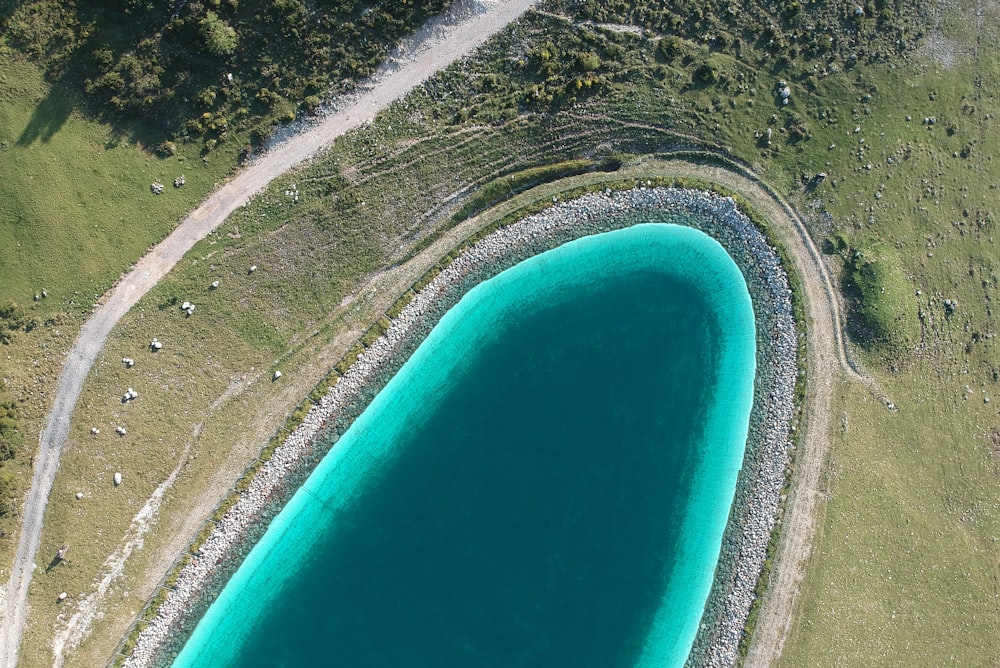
{"left": 0, "top": 49, "right": 244, "bottom": 564}
{"left": 4, "top": 0, "right": 1000, "bottom": 665}
{"left": 0, "top": 53, "right": 241, "bottom": 313}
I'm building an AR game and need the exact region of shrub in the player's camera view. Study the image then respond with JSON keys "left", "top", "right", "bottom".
{"left": 843, "top": 243, "right": 919, "bottom": 354}
{"left": 693, "top": 62, "right": 717, "bottom": 84}
{"left": 157, "top": 140, "right": 178, "bottom": 156}
{"left": 200, "top": 11, "right": 239, "bottom": 57}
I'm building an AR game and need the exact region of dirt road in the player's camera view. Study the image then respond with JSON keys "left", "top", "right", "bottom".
{"left": 0, "top": 2, "right": 539, "bottom": 666}
{"left": 647, "top": 159, "right": 851, "bottom": 667}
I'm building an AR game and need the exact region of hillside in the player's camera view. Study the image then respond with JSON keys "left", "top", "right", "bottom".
{"left": 1, "top": 0, "right": 998, "bottom": 666}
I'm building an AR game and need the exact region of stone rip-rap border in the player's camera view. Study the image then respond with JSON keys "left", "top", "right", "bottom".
{"left": 121, "top": 187, "right": 797, "bottom": 668}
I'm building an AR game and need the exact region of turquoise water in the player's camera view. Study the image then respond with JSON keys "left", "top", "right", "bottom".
{"left": 173, "top": 223, "right": 756, "bottom": 668}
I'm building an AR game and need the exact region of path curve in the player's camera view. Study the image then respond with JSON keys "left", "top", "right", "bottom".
{"left": 648, "top": 157, "right": 852, "bottom": 667}
{"left": 0, "top": 2, "right": 539, "bottom": 665}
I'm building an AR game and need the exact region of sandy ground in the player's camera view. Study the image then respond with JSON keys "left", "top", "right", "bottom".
{"left": 0, "top": 2, "right": 540, "bottom": 666}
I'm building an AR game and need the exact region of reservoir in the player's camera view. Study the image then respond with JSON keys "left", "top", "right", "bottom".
{"left": 172, "top": 222, "right": 757, "bottom": 668}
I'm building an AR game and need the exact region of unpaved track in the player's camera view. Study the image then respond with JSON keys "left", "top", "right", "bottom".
{"left": 411, "top": 156, "right": 862, "bottom": 666}
{"left": 0, "top": 2, "right": 539, "bottom": 665}
{"left": 481, "top": 158, "right": 860, "bottom": 668}
{"left": 648, "top": 159, "right": 852, "bottom": 668}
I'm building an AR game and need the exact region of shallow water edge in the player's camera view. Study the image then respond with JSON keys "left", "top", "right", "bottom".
{"left": 122, "top": 187, "right": 797, "bottom": 668}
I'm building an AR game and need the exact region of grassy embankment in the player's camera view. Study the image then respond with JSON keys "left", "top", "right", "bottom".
{"left": 5, "top": 0, "right": 999, "bottom": 665}
{"left": 772, "top": 5, "right": 1000, "bottom": 663}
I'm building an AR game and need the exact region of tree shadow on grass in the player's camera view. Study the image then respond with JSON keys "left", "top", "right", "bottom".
{"left": 13, "top": 72, "right": 177, "bottom": 154}
{"left": 15, "top": 85, "right": 73, "bottom": 146}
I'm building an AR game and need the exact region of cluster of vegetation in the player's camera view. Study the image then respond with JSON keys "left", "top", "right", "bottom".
{"left": 417, "top": 0, "right": 930, "bottom": 147}
{"left": 571, "top": 0, "right": 928, "bottom": 72}
{"left": 831, "top": 236, "right": 920, "bottom": 355}
{"left": 0, "top": 392, "right": 22, "bottom": 518}
{"left": 2, "top": 0, "right": 451, "bottom": 146}
{"left": 0, "top": 302, "right": 38, "bottom": 346}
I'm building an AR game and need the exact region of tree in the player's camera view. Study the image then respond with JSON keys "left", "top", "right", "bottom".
{"left": 200, "top": 11, "right": 238, "bottom": 57}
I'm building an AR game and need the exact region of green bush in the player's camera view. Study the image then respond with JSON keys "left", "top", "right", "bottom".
{"left": 843, "top": 243, "right": 918, "bottom": 354}
{"left": 5, "top": 0, "right": 452, "bottom": 142}
{"left": 200, "top": 12, "right": 239, "bottom": 56}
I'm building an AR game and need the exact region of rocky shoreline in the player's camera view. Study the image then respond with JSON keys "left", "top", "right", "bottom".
{"left": 121, "top": 186, "right": 797, "bottom": 668}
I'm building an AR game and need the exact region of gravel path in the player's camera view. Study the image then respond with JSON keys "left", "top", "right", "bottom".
{"left": 649, "top": 160, "right": 855, "bottom": 668}
{"left": 0, "top": 2, "right": 539, "bottom": 666}
{"left": 119, "top": 185, "right": 800, "bottom": 668}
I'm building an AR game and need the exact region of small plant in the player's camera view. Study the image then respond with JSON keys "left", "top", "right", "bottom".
{"left": 694, "top": 62, "right": 718, "bottom": 84}
{"left": 200, "top": 11, "right": 239, "bottom": 57}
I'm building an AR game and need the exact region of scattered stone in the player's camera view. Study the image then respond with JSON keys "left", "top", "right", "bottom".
{"left": 122, "top": 388, "right": 138, "bottom": 402}
{"left": 114, "top": 472, "right": 123, "bottom": 487}
{"left": 777, "top": 81, "right": 791, "bottom": 102}
{"left": 116, "top": 426, "right": 127, "bottom": 436}
{"left": 91, "top": 427, "right": 100, "bottom": 435}
{"left": 57, "top": 592, "right": 68, "bottom": 602}
{"left": 210, "top": 281, "right": 220, "bottom": 290}
{"left": 75, "top": 492, "right": 83, "bottom": 500}
{"left": 272, "top": 370, "right": 282, "bottom": 381}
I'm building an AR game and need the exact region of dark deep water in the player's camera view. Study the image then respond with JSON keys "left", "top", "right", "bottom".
{"left": 173, "top": 223, "right": 756, "bottom": 668}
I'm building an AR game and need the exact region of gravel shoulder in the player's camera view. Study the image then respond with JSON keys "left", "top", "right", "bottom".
{"left": 0, "top": 2, "right": 540, "bottom": 666}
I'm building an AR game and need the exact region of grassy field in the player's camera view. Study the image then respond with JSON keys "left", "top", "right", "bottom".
{"left": 0, "top": 48, "right": 247, "bottom": 566}
{"left": 773, "top": 41, "right": 1000, "bottom": 668}
{"left": 0, "top": 54, "right": 244, "bottom": 310}
{"left": 3, "top": 0, "right": 999, "bottom": 665}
